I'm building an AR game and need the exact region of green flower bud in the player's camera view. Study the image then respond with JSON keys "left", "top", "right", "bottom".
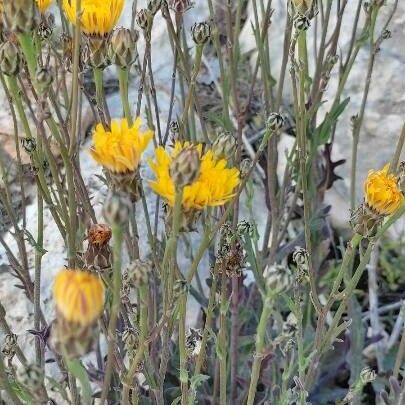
{"left": 0, "top": 41, "right": 21, "bottom": 76}
{"left": 109, "top": 28, "right": 139, "bottom": 68}
{"left": 263, "top": 264, "right": 292, "bottom": 293}
{"left": 36, "top": 67, "right": 53, "bottom": 94}
{"left": 103, "top": 191, "right": 131, "bottom": 226}
{"left": 85, "top": 36, "right": 110, "bottom": 69}
{"left": 267, "top": 112, "right": 284, "bottom": 131}
{"left": 126, "top": 260, "right": 151, "bottom": 288}
{"left": 212, "top": 132, "right": 236, "bottom": 161}
{"left": 4, "top": 0, "right": 37, "bottom": 33}
{"left": 136, "top": 9, "right": 152, "bottom": 31}
{"left": 169, "top": 146, "right": 201, "bottom": 188}
{"left": 191, "top": 22, "right": 211, "bottom": 45}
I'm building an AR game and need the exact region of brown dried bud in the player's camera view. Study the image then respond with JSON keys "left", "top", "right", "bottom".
{"left": 191, "top": 22, "right": 211, "bottom": 45}
{"left": 109, "top": 28, "right": 139, "bottom": 68}
{"left": 169, "top": 146, "right": 201, "bottom": 188}
{"left": 0, "top": 41, "right": 21, "bottom": 76}
{"left": 85, "top": 224, "right": 112, "bottom": 272}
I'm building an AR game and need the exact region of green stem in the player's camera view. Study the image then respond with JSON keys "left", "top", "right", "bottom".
{"left": 18, "top": 33, "right": 37, "bottom": 79}
{"left": 94, "top": 67, "right": 105, "bottom": 114}
{"left": 246, "top": 293, "right": 274, "bottom": 405}
{"left": 65, "top": 358, "right": 92, "bottom": 405}
{"left": 118, "top": 67, "right": 132, "bottom": 124}
{"left": 100, "top": 223, "right": 124, "bottom": 404}
{"left": 219, "top": 272, "right": 228, "bottom": 405}
{"left": 178, "top": 294, "right": 188, "bottom": 404}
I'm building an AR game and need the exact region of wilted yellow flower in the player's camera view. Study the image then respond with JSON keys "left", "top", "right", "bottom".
{"left": 149, "top": 142, "right": 240, "bottom": 210}
{"left": 53, "top": 269, "right": 105, "bottom": 326}
{"left": 36, "top": 0, "right": 53, "bottom": 13}
{"left": 364, "top": 164, "right": 403, "bottom": 216}
{"left": 90, "top": 118, "right": 153, "bottom": 173}
{"left": 63, "top": 0, "right": 124, "bottom": 36}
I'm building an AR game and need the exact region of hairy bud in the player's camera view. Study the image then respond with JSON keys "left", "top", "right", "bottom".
{"left": 212, "top": 132, "right": 236, "bottom": 161}
{"left": 267, "top": 112, "right": 285, "bottom": 132}
{"left": 192, "top": 22, "right": 211, "bottom": 45}
{"left": 169, "top": 146, "right": 201, "bottom": 188}
{"left": 109, "top": 28, "right": 139, "bottom": 68}
{"left": 0, "top": 41, "right": 21, "bottom": 76}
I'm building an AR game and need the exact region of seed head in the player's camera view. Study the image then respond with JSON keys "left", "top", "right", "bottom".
{"left": 192, "top": 22, "right": 211, "bottom": 45}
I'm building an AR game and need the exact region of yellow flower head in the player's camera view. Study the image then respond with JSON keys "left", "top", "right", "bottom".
{"left": 149, "top": 142, "right": 240, "bottom": 210}
{"left": 90, "top": 118, "right": 153, "bottom": 173}
{"left": 63, "top": 0, "right": 124, "bottom": 36}
{"left": 364, "top": 164, "right": 403, "bottom": 215}
{"left": 53, "top": 269, "right": 105, "bottom": 326}
{"left": 36, "top": 0, "right": 53, "bottom": 13}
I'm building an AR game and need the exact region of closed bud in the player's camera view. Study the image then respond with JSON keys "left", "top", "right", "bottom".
{"left": 282, "top": 313, "right": 298, "bottom": 337}
{"left": 85, "top": 36, "right": 110, "bottom": 69}
{"left": 170, "top": 120, "right": 180, "bottom": 134}
{"left": 103, "top": 191, "right": 131, "bottom": 226}
{"left": 263, "top": 264, "right": 292, "bottom": 293}
{"left": 109, "top": 28, "right": 139, "bottom": 68}
{"left": 0, "top": 41, "right": 21, "bottom": 76}
{"left": 126, "top": 260, "right": 151, "bottom": 288}
{"left": 21, "top": 137, "right": 37, "bottom": 153}
{"left": 169, "top": 0, "right": 193, "bottom": 13}
{"left": 267, "top": 112, "right": 285, "bottom": 132}
{"left": 240, "top": 158, "right": 252, "bottom": 179}
{"left": 4, "top": 0, "right": 37, "bottom": 33}
{"left": 294, "top": 14, "right": 311, "bottom": 32}
{"left": 36, "top": 67, "right": 53, "bottom": 93}
{"left": 37, "top": 19, "right": 53, "bottom": 40}
{"left": 185, "top": 328, "right": 203, "bottom": 356}
{"left": 147, "top": 0, "right": 162, "bottom": 15}
{"left": 292, "top": 247, "right": 309, "bottom": 271}
{"left": 212, "top": 132, "right": 236, "bottom": 161}
{"left": 192, "top": 22, "right": 211, "bottom": 45}
{"left": 170, "top": 146, "right": 201, "bottom": 188}
{"left": 1, "top": 333, "right": 17, "bottom": 361}
{"left": 136, "top": 9, "right": 151, "bottom": 31}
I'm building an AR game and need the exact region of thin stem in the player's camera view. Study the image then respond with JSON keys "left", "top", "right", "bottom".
{"left": 118, "top": 67, "right": 132, "bottom": 124}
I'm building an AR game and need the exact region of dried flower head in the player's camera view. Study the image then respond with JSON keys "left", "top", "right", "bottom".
{"left": 36, "top": 0, "right": 53, "bottom": 13}
{"left": 90, "top": 118, "right": 153, "bottom": 174}
{"left": 63, "top": 0, "right": 124, "bottom": 36}
{"left": 150, "top": 142, "right": 240, "bottom": 210}
{"left": 53, "top": 269, "right": 105, "bottom": 327}
{"left": 364, "top": 164, "right": 403, "bottom": 216}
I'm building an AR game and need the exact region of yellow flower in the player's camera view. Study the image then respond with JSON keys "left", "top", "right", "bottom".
{"left": 36, "top": 0, "right": 53, "bottom": 13}
{"left": 62, "top": 0, "right": 124, "bottom": 36}
{"left": 149, "top": 142, "right": 240, "bottom": 210}
{"left": 90, "top": 118, "right": 153, "bottom": 173}
{"left": 364, "top": 164, "right": 403, "bottom": 215}
{"left": 53, "top": 269, "right": 105, "bottom": 326}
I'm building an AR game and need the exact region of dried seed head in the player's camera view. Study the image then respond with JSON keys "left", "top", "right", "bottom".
{"left": 126, "top": 260, "right": 151, "bottom": 288}
{"left": 263, "top": 264, "right": 292, "bottom": 293}
{"left": 4, "top": 0, "right": 37, "bottom": 33}
{"left": 147, "top": 0, "right": 162, "bottom": 15}
{"left": 35, "top": 67, "right": 53, "bottom": 94}
{"left": 136, "top": 9, "right": 152, "bottom": 31}
{"left": 169, "top": 146, "right": 201, "bottom": 188}
{"left": 0, "top": 41, "right": 21, "bottom": 76}
{"left": 85, "top": 224, "right": 112, "bottom": 272}
{"left": 294, "top": 14, "right": 311, "bottom": 32}
{"left": 109, "top": 27, "right": 139, "bottom": 68}
{"left": 191, "top": 22, "right": 211, "bottom": 45}
{"left": 17, "top": 364, "right": 44, "bottom": 392}
{"left": 267, "top": 112, "right": 285, "bottom": 132}
{"left": 212, "top": 132, "right": 236, "bottom": 161}
{"left": 103, "top": 191, "right": 131, "bottom": 226}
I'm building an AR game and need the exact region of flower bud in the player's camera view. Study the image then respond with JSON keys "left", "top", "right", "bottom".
{"left": 109, "top": 28, "right": 139, "bottom": 68}
{"left": 136, "top": 9, "right": 151, "bottom": 31}
{"left": 21, "top": 137, "right": 37, "bottom": 154}
{"left": 292, "top": 247, "right": 309, "bottom": 271}
{"left": 85, "top": 36, "right": 110, "bottom": 69}
{"left": 212, "top": 132, "right": 236, "bottom": 161}
{"left": 103, "top": 191, "right": 131, "bottom": 226}
{"left": 147, "top": 0, "right": 162, "bottom": 15}
{"left": 4, "top": 0, "right": 37, "bottom": 33}
{"left": 240, "top": 158, "right": 252, "bottom": 179}
{"left": 185, "top": 328, "right": 203, "bottom": 356}
{"left": 1, "top": 333, "right": 18, "bottom": 360}
{"left": 169, "top": 0, "right": 193, "bottom": 13}
{"left": 263, "top": 264, "right": 292, "bottom": 293}
{"left": 170, "top": 146, "right": 201, "bottom": 188}
{"left": 126, "top": 260, "right": 151, "bottom": 288}
{"left": 282, "top": 313, "right": 298, "bottom": 337}
{"left": 267, "top": 112, "right": 285, "bottom": 131}
{"left": 0, "top": 41, "right": 21, "bottom": 76}
{"left": 36, "top": 67, "right": 53, "bottom": 94}
{"left": 170, "top": 120, "right": 180, "bottom": 134}
{"left": 294, "top": 15, "right": 311, "bottom": 32}
{"left": 192, "top": 22, "right": 211, "bottom": 45}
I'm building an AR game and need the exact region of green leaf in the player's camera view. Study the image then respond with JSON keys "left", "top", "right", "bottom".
{"left": 23, "top": 229, "right": 47, "bottom": 255}
{"left": 65, "top": 359, "right": 92, "bottom": 405}
{"left": 314, "top": 97, "right": 350, "bottom": 146}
